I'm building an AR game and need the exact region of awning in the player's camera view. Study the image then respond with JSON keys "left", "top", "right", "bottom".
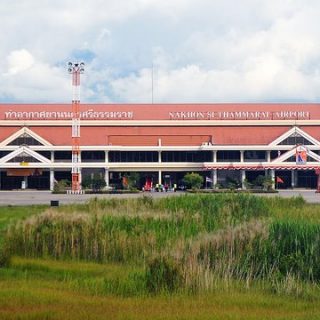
{"left": 204, "top": 165, "right": 320, "bottom": 171}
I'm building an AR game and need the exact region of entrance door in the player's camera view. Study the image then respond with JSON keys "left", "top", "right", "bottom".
{"left": 297, "top": 170, "right": 317, "bottom": 189}
{"left": 0, "top": 172, "right": 24, "bottom": 190}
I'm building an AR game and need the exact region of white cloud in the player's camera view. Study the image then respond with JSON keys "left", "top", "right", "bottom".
{"left": 0, "top": 0, "right": 320, "bottom": 102}
{"left": 6, "top": 49, "right": 35, "bottom": 75}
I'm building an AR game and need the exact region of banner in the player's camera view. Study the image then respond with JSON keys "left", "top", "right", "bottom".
{"left": 296, "top": 146, "right": 307, "bottom": 165}
{"left": 7, "top": 169, "right": 42, "bottom": 176}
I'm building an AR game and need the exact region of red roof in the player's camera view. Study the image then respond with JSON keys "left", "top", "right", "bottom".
{"left": 0, "top": 126, "right": 295, "bottom": 146}
{"left": 0, "top": 103, "right": 319, "bottom": 120}
{"left": 0, "top": 104, "right": 319, "bottom": 146}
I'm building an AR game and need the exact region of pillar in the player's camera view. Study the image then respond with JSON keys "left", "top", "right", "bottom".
{"left": 158, "top": 170, "right": 162, "bottom": 185}
{"left": 241, "top": 170, "right": 246, "bottom": 189}
{"left": 267, "top": 150, "right": 271, "bottom": 163}
{"left": 240, "top": 150, "right": 244, "bottom": 163}
{"left": 105, "top": 150, "right": 109, "bottom": 163}
{"left": 271, "top": 169, "right": 275, "bottom": 189}
{"left": 213, "top": 150, "right": 217, "bottom": 163}
{"left": 23, "top": 176, "right": 28, "bottom": 189}
{"left": 159, "top": 151, "right": 162, "bottom": 163}
{"left": 104, "top": 168, "right": 109, "bottom": 187}
{"left": 79, "top": 168, "right": 82, "bottom": 188}
{"left": 212, "top": 169, "right": 217, "bottom": 188}
{"left": 50, "top": 169, "right": 55, "bottom": 191}
{"left": 291, "top": 170, "right": 295, "bottom": 188}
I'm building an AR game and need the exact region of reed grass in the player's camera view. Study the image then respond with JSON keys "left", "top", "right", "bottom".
{"left": 2, "top": 194, "right": 320, "bottom": 296}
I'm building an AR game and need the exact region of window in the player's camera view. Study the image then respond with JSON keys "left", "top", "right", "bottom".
{"left": 82, "top": 151, "right": 105, "bottom": 162}
{"left": 217, "top": 151, "right": 240, "bottom": 162}
{"left": 278, "top": 133, "right": 313, "bottom": 145}
{"left": 109, "top": 151, "right": 158, "bottom": 162}
{"left": 8, "top": 133, "right": 42, "bottom": 146}
{"left": 244, "top": 150, "right": 266, "bottom": 162}
{"left": 8, "top": 152, "right": 40, "bottom": 163}
{"left": 161, "top": 151, "right": 212, "bottom": 162}
{"left": 55, "top": 151, "right": 72, "bottom": 162}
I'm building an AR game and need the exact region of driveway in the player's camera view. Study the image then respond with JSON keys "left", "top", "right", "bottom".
{"left": 0, "top": 190, "right": 319, "bottom": 206}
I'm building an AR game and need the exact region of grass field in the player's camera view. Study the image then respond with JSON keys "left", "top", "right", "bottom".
{"left": 1, "top": 194, "right": 320, "bottom": 319}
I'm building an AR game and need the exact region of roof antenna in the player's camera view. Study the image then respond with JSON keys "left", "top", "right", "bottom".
{"left": 151, "top": 62, "right": 154, "bottom": 104}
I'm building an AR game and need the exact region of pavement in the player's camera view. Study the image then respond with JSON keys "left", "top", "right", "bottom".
{"left": 0, "top": 189, "right": 319, "bottom": 206}
{"left": 0, "top": 190, "right": 183, "bottom": 206}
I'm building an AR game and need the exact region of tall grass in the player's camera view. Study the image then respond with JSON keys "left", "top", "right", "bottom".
{"left": 3, "top": 193, "right": 319, "bottom": 296}
{"left": 4, "top": 194, "right": 272, "bottom": 263}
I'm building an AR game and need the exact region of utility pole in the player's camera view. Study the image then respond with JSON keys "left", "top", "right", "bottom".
{"left": 67, "top": 62, "right": 84, "bottom": 194}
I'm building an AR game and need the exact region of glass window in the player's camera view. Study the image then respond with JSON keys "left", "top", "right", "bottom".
{"left": 82, "top": 151, "right": 105, "bottom": 162}
{"left": 216, "top": 151, "right": 240, "bottom": 162}
{"left": 244, "top": 150, "right": 266, "bottom": 162}
{"left": 109, "top": 151, "right": 158, "bottom": 162}
{"left": 161, "top": 151, "right": 212, "bottom": 162}
{"left": 279, "top": 134, "right": 313, "bottom": 145}
{"left": 8, "top": 134, "right": 42, "bottom": 146}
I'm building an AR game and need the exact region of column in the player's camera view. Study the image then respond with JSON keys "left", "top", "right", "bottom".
{"left": 213, "top": 150, "right": 217, "bottom": 163}
{"left": 105, "top": 151, "right": 109, "bottom": 188}
{"left": 50, "top": 169, "right": 55, "bottom": 191}
{"left": 23, "top": 176, "right": 28, "bottom": 189}
{"left": 212, "top": 169, "right": 217, "bottom": 188}
{"left": 240, "top": 150, "right": 244, "bottom": 163}
{"left": 271, "top": 169, "right": 275, "bottom": 189}
{"left": 78, "top": 151, "right": 82, "bottom": 190}
{"left": 79, "top": 168, "right": 82, "bottom": 189}
{"left": 50, "top": 151, "right": 55, "bottom": 191}
{"left": 104, "top": 168, "right": 109, "bottom": 187}
{"left": 241, "top": 170, "right": 246, "bottom": 189}
{"left": 291, "top": 170, "right": 295, "bottom": 188}
{"left": 158, "top": 170, "right": 162, "bottom": 185}
{"left": 159, "top": 151, "right": 162, "bottom": 163}
{"left": 267, "top": 151, "right": 271, "bottom": 163}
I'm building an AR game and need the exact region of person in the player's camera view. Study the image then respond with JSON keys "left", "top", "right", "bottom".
{"left": 155, "top": 183, "right": 159, "bottom": 192}
{"left": 164, "top": 183, "right": 168, "bottom": 192}
{"left": 173, "top": 183, "right": 177, "bottom": 192}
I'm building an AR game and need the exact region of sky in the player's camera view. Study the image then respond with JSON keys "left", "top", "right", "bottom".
{"left": 1, "top": 0, "right": 320, "bottom": 103}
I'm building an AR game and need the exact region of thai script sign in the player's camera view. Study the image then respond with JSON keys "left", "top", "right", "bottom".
{"left": 2, "top": 109, "right": 312, "bottom": 121}
{"left": 4, "top": 109, "right": 134, "bottom": 120}
{"left": 169, "top": 111, "right": 310, "bottom": 120}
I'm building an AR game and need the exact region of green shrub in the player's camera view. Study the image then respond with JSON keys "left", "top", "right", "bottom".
{"left": 0, "top": 248, "right": 11, "bottom": 268}
{"left": 53, "top": 179, "right": 70, "bottom": 193}
{"left": 82, "top": 174, "right": 106, "bottom": 192}
{"left": 145, "top": 256, "right": 182, "bottom": 293}
{"left": 183, "top": 173, "right": 204, "bottom": 190}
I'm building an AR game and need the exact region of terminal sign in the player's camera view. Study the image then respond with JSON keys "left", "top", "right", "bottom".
{"left": 169, "top": 111, "right": 310, "bottom": 120}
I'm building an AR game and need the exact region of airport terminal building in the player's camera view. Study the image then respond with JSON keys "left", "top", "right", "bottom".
{"left": 0, "top": 103, "right": 320, "bottom": 190}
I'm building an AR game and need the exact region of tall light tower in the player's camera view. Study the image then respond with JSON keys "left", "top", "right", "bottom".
{"left": 68, "top": 62, "right": 84, "bottom": 194}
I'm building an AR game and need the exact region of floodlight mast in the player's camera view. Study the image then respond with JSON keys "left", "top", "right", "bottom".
{"left": 68, "top": 62, "right": 84, "bottom": 194}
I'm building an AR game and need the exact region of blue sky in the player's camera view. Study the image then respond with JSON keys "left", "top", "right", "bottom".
{"left": 0, "top": 0, "right": 320, "bottom": 103}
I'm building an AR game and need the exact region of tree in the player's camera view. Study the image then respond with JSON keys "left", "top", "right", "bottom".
{"left": 123, "top": 172, "right": 140, "bottom": 190}
{"left": 183, "top": 172, "right": 204, "bottom": 190}
{"left": 82, "top": 174, "right": 106, "bottom": 192}
{"left": 252, "top": 175, "right": 274, "bottom": 190}
{"left": 53, "top": 179, "right": 70, "bottom": 192}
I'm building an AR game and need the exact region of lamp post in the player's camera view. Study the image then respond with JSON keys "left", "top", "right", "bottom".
{"left": 68, "top": 62, "right": 84, "bottom": 194}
